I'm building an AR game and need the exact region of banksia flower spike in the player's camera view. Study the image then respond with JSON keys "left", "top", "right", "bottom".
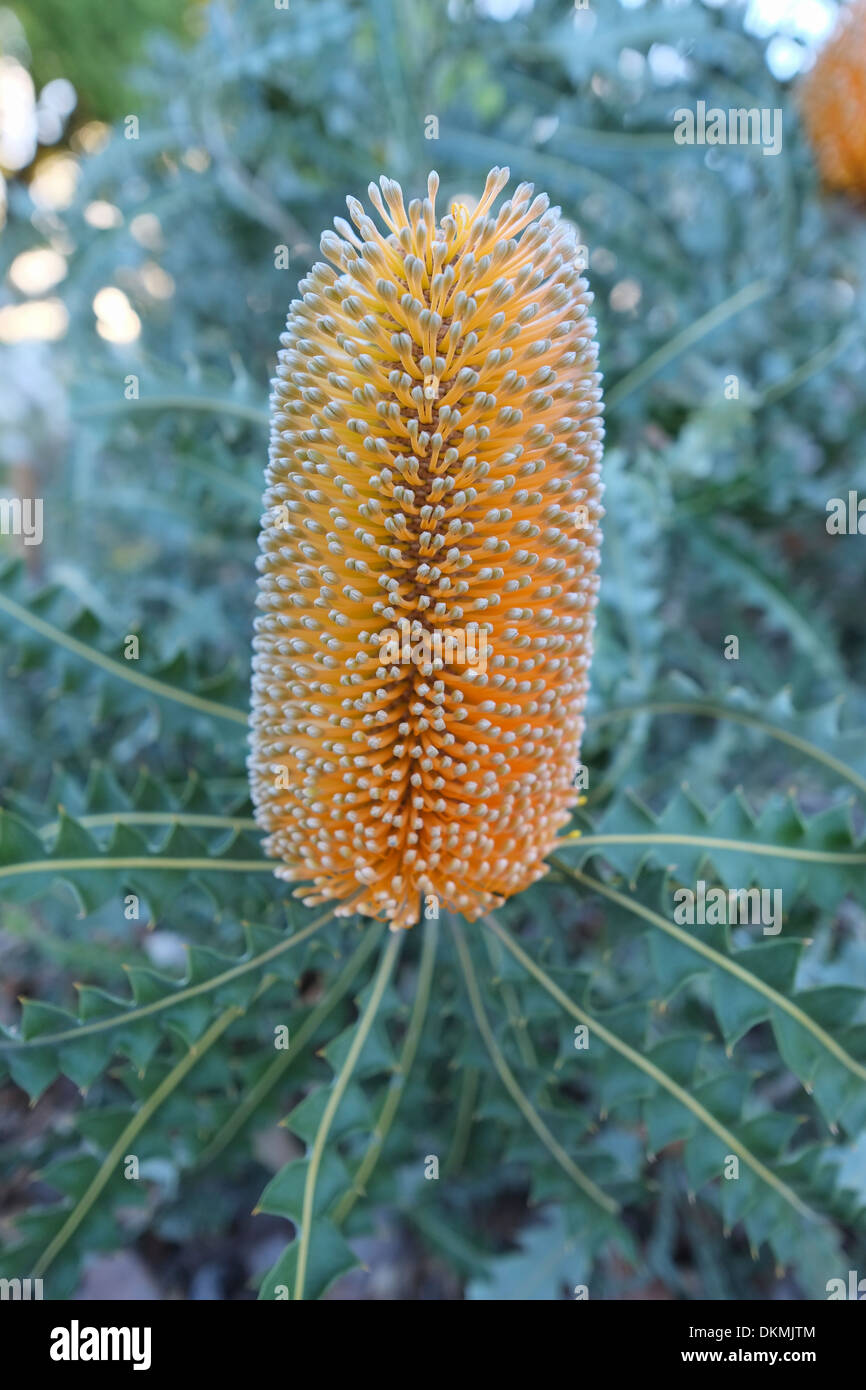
{"left": 801, "top": 0, "right": 866, "bottom": 197}
{"left": 249, "top": 167, "right": 604, "bottom": 929}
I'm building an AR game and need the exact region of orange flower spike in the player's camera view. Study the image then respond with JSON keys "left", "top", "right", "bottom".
{"left": 248, "top": 168, "right": 605, "bottom": 929}
{"left": 801, "top": 0, "right": 866, "bottom": 197}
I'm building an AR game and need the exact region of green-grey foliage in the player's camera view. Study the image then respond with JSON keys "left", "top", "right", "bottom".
{"left": 1, "top": 0, "right": 864, "bottom": 1300}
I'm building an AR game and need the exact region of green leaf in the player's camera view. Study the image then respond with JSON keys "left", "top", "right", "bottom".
{"left": 258, "top": 1220, "right": 358, "bottom": 1302}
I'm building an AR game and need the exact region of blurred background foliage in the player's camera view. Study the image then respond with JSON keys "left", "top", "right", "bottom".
{"left": 4, "top": 0, "right": 196, "bottom": 124}
{"left": 0, "top": 0, "right": 864, "bottom": 1300}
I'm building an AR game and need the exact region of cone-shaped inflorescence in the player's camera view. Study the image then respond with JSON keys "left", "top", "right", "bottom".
{"left": 801, "top": 0, "right": 866, "bottom": 197}
{"left": 249, "top": 168, "right": 604, "bottom": 928}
